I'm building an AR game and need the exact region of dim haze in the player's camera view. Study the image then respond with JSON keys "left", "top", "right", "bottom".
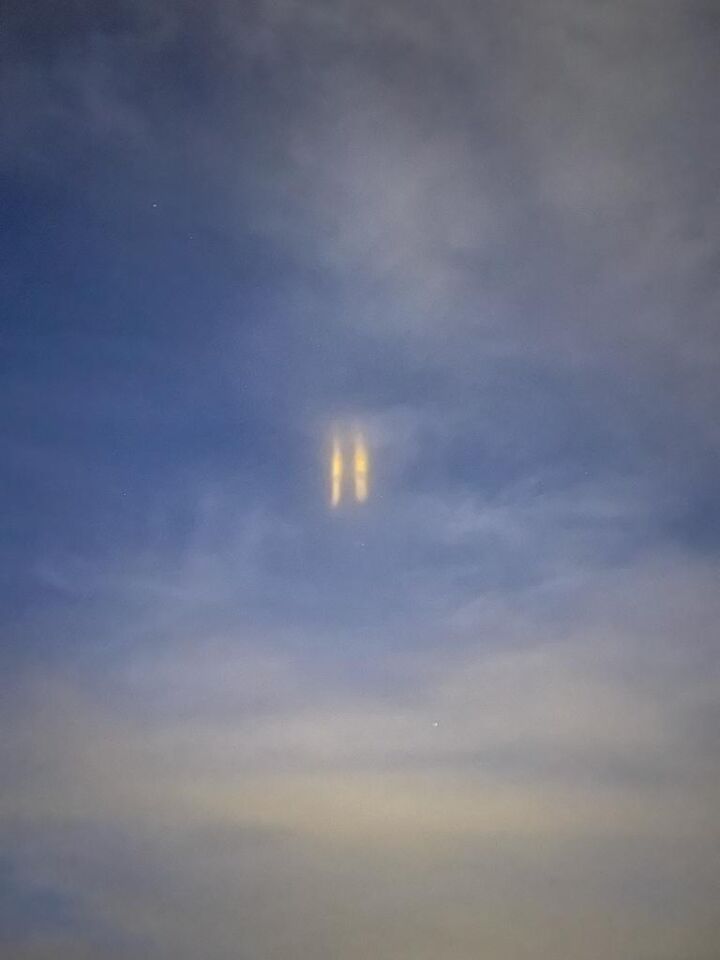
{"left": 1, "top": 1, "right": 720, "bottom": 958}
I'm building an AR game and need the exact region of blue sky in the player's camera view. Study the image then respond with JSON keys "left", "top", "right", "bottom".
{"left": 2, "top": 1, "right": 720, "bottom": 958}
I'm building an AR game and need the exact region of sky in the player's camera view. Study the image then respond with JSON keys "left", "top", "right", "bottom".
{"left": 1, "top": 0, "right": 720, "bottom": 957}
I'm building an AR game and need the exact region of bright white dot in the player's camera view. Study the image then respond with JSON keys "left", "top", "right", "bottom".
{"left": 432, "top": 721, "right": 439, "bottom": 727}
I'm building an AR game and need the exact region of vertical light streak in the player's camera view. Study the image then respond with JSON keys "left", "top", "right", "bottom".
{"left": 354, "top": 432, "right": 369, "bottom": 503}
{"left": 331, "top": 435, "right": 343, "bottom": 507}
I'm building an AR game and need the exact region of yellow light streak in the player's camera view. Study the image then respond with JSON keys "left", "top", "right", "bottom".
{"left": 353, "top": 433, "right": 369, "bottom": 503}
{"left": 331, "top": 435, "right": 343, "bottom": 507}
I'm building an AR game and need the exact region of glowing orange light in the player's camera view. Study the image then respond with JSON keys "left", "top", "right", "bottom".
{"left": 328, "top": 427, "right": 370, "bottom": 508}
{"left": 353, "top": 433, "right": 369, "bottom": 503}
{"left": 331, "top": 435, "right": 343, "bottom": 507}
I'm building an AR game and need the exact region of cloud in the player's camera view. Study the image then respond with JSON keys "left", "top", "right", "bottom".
{"left": 3, "top": 0, "right": 720, "bottom": 957}
{"left": 4, "top": 549, "right": 719, "bottom": 833}
{"left": 4, "top": 0, "right": 719, "bottom": 422}
{"left": 2, "top": 552, "right": 720, "bottom": 958}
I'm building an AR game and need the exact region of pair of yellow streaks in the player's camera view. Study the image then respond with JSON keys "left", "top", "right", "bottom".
{"left": 331, "top": 433, "right": 369, "bottom": 507}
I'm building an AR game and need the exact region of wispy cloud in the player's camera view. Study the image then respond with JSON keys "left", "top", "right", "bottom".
{"left": 3, "top": 551, "right": 720, "bottom": 957}
{"left": 3, "top": 0, "right": 720, "bottom": 957}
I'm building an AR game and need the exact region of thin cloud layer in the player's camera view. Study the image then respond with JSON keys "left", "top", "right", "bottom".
{"left": 3, "top": 547, "right": 719, "bottom": 957}
{"left": 2, "top": 0, "right": 719, "bottom": 958}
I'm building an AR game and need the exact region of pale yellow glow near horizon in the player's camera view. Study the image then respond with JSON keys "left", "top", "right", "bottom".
{"left": 331, "top": 435, "right": 343, "bottom": 507}
{"left": 354, "top": 433, "right": 369, "bottom": 502}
